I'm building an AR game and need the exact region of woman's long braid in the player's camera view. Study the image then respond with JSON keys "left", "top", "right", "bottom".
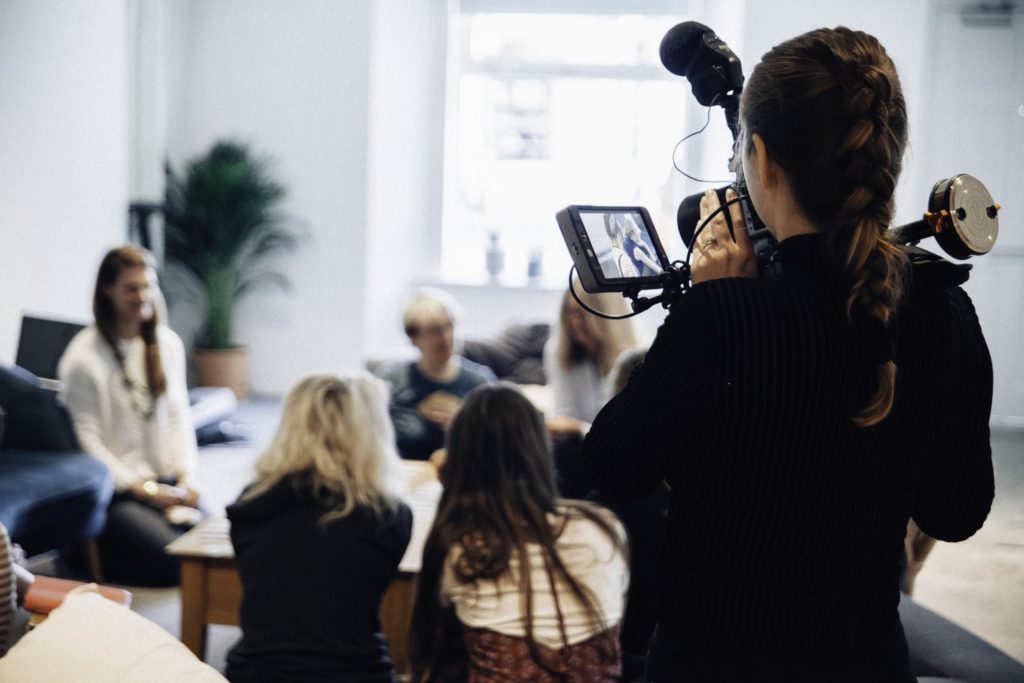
{"left": 744, "top": 27, "right": 909, "bottom": 426}
{"left": 828, "top": 32, "right": 907, "bottom": 425}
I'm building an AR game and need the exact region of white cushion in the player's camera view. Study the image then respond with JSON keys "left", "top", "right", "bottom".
{"left": 0, "top": 587, "right": 226, "bottom": 682}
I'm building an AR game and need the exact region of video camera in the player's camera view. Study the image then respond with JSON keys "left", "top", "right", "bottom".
{"left": 557, "top": 22, "right": 1001, "bottom": 311}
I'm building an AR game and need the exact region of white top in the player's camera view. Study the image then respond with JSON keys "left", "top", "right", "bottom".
{"left": 543, "top": 336, "right": 607, "bottom": 423}
{"left": 441, "top": 507, "right": 628, "bottom": 649}
{"left": 57, "top": 325, "right": 197, "bottom": 491}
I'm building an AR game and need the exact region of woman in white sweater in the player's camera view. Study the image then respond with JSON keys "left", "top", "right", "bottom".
{"left": 58, "top": 246, "right": 198, "bottom": 586}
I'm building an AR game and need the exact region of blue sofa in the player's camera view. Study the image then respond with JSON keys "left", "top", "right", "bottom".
{"left": 0, "top": 364, "right": 112, "bottom": 556}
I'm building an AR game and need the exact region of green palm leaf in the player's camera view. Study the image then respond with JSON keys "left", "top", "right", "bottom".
{"left": 164, "top": 141, "right": 302, "bottom": 349}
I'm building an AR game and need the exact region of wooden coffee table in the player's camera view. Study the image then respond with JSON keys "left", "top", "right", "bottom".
{"left": 165, "top": 460, "right": 442, "bottom": 676}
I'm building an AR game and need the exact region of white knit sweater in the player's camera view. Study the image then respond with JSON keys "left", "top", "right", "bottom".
{"left": 441, "top": 507, "right": 628, "bottom": 649}
{"left": 57, "top": 326, "right": 197, "bottom": 491}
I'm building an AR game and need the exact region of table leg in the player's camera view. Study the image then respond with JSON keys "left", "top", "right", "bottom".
{"left": 381, "top": 574, "right": 417, "bottom": 677}
{"left": 179, "top": 559, "right": 209, "bottom": 660}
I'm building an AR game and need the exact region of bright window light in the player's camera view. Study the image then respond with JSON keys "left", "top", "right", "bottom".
{"left": 441, "top": 9, "right": 692, "bottom": 287}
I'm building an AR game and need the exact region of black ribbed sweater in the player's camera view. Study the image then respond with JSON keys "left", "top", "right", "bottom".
{"left": 226, "top": 479, "right": 412, "bottom": 683}
{"left": 582, "top": 234, "right": 994, "bottom": 665}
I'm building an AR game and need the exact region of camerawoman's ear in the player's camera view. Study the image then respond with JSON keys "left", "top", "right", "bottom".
{"left": 744, "top": 133, "right": 798, "bottom": 239}
{"left": 744, "top": 134, "right": 773, "bottom": 208}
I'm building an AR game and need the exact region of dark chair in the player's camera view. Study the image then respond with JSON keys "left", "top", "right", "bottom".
{"left": 0, "top": 364, "right": 113, "bottom": 558}
{"left": 13, "top": 314, "right": 240, "bottom": 446}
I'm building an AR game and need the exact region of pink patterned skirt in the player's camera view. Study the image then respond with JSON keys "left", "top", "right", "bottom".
{"left": 461, "top": 625, "right": 621, "bottom": 682}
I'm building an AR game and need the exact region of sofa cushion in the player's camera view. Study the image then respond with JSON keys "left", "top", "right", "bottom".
{"left": 0, "top": 450, "right": 112, "bottom": 555}
{"left": 899, "top": 593, "right": 1024, "bottom": 682}
{"left": 0, "top": 589, "right": 228, "bottom": 682}
{"left": 0, "top": 365, "right": 79, "bottom": 452}
{"left": 462, "top": 323, "right": 550, "bottom": 385}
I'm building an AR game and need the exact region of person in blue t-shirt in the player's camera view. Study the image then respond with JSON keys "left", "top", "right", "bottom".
{"left": 375, "top": 288, "right": 495, "bottom": 460}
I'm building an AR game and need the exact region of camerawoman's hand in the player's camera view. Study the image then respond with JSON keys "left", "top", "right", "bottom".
{"left": 692, "top": 188, "right": 758, "bottom": 284}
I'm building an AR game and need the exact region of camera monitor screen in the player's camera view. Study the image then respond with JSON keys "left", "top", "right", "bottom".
{"left": 556, "top": 205, "right": 669, "bottom": 292}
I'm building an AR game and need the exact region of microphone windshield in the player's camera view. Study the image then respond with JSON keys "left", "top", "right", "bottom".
{"left": 660, "top": 22, "right": 714, "bottom": 77}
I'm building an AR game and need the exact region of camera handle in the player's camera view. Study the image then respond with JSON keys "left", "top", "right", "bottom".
{"left": 626, "top": 262, "right": 692, "bottom": 314}
{"left": 567, "top": 194, "right": 747, "bottom": 319}
{"left": 567, "top": 265, "right": 691, "bottom": 320}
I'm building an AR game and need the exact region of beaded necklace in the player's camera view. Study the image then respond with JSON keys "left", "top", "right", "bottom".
{"left": 112, "top": 341, "right": 156, "bottom": 421}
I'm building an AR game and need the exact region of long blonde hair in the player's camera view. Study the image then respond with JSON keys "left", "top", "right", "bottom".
{"left": 554, "top": 285, "right": 638, "bottom": 376}
{"left": 243, "top": 373, "right": 399, "bottom": 522}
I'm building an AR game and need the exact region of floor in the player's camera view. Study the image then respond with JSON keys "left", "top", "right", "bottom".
{"left": 910, "top": 427, "right": 1024, "bottom": 661}
{"left": 127, "top": 396, "right": 283, "bottom": 673}
{"left": 38, "top": 400, "right": 1024, "bottom": 675}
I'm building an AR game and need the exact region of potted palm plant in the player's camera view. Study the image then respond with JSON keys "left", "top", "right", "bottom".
{"left": 163, "top": 140, "right": 300, "bottom": 398}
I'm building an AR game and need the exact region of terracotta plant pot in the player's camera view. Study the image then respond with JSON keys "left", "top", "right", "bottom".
{"left": 193, "top": 346, "right": 248, "bottom": 400}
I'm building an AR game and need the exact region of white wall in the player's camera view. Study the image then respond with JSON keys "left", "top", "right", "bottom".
{"left": 364, "top": 0, "right": 450, "bottom": 361}
{"left": 918, "top": 6, "right": 1024, "bottom": 427}
{"left": 1, "top": 0, "right": 1021, "bottom": 419}
{"left": 736, "top": 0, "right": 933, "bottom": 230}
{"left": 164, "top": 0, "right": 373, "bottom": 393}
{"left": 0, "top": 1, "right": 130, "bottom": 360}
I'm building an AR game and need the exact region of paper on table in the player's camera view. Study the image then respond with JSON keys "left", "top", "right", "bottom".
{"left": 393, "top": 461, "right": 443, "bottom": 574}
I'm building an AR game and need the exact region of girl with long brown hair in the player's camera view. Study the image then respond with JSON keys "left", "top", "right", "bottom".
{"left": 583, "top": 27, "right": 993, "bottom": 679}
{"left": 58, "top": 245, "right": 199, "bottom": 586}
{"left": 410, "top": 384, "right": 628, "bottom": 682}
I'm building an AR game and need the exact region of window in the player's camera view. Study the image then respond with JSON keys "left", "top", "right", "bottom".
{"left": 441, "top": 4, "right": 695, "bottom": 287}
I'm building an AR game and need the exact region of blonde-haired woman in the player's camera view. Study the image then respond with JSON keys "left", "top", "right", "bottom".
{"left": 226, "top": 373, "right": 412, "bottom": 683}
{"left": 543, "top": 284, "right": 638, "bottom": 498}
{"left": 545, "top": 286, "right": 638, "bottom": 430}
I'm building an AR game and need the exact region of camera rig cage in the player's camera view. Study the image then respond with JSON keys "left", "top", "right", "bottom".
{"left": 557, "top": 22, "right": 1002, "bottom": 318}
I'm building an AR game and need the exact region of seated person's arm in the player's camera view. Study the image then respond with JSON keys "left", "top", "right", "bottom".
{"left": 418, "top": 391, "right": 460, "bottom": 430}
{"left": 632, "top": 245, "right": 661, "bottom": 273}
{"left": 391, "top": 398, "right": 430, "bottom": 447}
{"left": 546, "top": 414, "right": 589, "bottom": 440}
{"left": 13, "top": 563, "right": 33, "bottom": 604}
{"left": 377, "top": 364, "right": 436, "bottom": 458}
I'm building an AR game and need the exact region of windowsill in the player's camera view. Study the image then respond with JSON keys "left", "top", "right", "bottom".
{"left": 419, "top": 276, "right": 566, "bottom": 294}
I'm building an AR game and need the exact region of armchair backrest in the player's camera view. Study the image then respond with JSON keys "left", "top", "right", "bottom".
{"left": 14, "top": 316, "right": 84, "bottom": 382}
{"left": 0, "top": 365, "right": 79, "bottom": 453}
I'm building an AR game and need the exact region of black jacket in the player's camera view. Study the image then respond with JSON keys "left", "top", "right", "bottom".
{"left": 583, "top": 234, "right": 993, "bottom": 673}
{"left": 226, "top": 476, "right": 412, "bottom": 683}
